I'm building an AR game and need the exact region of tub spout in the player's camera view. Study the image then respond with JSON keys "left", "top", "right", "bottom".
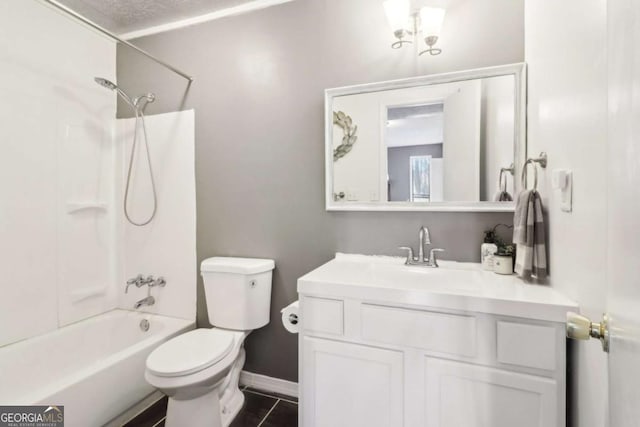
{"left": 134, "top": 296, "right": 155, "bottom": 309}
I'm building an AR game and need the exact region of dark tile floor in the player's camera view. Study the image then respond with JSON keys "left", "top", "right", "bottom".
{"left": 123, "top": 387, "right": 297, "bottom": 427}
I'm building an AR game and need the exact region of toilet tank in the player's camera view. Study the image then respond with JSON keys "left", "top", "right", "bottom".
{"left": 201, "top": 257, "right": 275, "bottom": 330}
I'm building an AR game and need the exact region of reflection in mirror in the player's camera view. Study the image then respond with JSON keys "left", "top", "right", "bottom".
{"left": 326, "top": 64, "right": 525, "bottom": 211}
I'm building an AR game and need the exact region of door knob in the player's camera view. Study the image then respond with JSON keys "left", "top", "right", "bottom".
{"left": 566, "top": 312, "right": 609, "bottom": 352}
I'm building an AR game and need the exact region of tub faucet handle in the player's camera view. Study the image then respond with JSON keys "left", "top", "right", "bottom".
{"left": 127, "top": 274, "right": 143, "bottom": 285}
{"left": 150, "top": 277, "right": 166, "bottom": 288}
{"left": 125, "top": 274, "right": 145, "bottom": 293}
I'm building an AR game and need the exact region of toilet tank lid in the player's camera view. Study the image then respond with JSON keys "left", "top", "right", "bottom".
{"left": 201, "top": 257, "right": 275, "bottom": 274}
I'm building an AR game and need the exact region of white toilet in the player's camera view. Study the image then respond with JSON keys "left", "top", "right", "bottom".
{"left": 145, "top": 257, "right": 275, "bottom": 427}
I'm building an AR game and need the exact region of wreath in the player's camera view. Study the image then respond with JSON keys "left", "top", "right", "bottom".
{"left": 333, "top": 111, "right": 358, "bottom": 161}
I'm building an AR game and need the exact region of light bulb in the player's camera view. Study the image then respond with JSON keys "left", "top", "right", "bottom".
{"left": 419, "top": 7, "right": 446, "bottom": 37}
{"left": 383, "top": 0, "right": 410, "bottom": 32}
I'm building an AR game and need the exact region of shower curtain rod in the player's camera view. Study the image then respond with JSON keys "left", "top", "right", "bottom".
{"left": 41, "top": 0, "right": 194, "bottom": 83}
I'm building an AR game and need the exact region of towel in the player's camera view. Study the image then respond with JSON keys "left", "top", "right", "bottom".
{"left": 494, "top": 191, "right": 513, "bottom": 202}
{"left": 494, "top": 172, "right": 513, "bottom": 201}
{"left": 513, "top": 190, "right": 547, "bottom": 280}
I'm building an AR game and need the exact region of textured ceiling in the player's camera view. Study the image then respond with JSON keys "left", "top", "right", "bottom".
{"left": 57, "top": 0, "right": 258, "bottom": 35}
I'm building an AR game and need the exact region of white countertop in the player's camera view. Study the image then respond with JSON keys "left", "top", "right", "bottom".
{"left": 297, "top": 253, "right": 578, "bottom": 323}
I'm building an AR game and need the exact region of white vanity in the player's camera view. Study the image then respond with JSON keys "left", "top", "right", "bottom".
{"left": 297, "top": 254, "right": 577, "bottom": 427}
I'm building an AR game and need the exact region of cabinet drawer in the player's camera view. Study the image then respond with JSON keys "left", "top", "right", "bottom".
{"left": 361, "top": 304, "right": 477, "bottom": 357}
{"left": 497, "top": 321, "right": 557, "bottom": 371}
{"left": 302, "top": 297, "right": 344, "bottom": 335}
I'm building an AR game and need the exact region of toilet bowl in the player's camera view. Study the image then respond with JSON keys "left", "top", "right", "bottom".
{"left": 145, "top": 328, "right": 248, "bottom": 427}
{"left": 144, "top": 257, "right": 274, "bottom": 427}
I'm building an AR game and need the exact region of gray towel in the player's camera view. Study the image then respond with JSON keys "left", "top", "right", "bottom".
{"left": 494, "top": 191, "right": 513, "bottom": 202}
{"left": 513, "top": 190, "right": 547, "bottom": 280}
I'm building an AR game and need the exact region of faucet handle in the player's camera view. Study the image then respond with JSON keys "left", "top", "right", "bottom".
{"left": 429, "top": 248, "right": 445, "bottom": 267}
{"left": 125, "top": 274, "right": 144, "bottom": 293}
{"left": 149, "top": 277, "right": 166, "bottom": 288}
{"left": 398, "top": 246, "right": 415, "bottom": 264}
{"left": 126, "top": 274, "right": 143, "bottom": 285}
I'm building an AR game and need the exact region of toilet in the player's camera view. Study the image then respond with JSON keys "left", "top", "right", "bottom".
{"left": 145, "top": 257, "right": 275, "bottom": 427}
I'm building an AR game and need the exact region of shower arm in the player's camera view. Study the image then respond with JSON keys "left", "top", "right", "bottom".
{"left": 40, "top": 0, "right": 194, "bottom": 83}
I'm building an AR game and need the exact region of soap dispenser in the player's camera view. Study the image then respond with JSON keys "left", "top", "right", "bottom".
{"left": 481, "top": 231, "right": 498, "bottom": 271}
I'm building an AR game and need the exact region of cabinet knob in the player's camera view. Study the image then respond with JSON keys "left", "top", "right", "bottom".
{"left": 566, "top": 312, "right": 609, "bottom": 353}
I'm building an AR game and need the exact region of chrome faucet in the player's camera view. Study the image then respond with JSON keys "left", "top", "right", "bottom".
{"left": 126, "top": 274, "right": 166, "bottom": 309}
{"left": 134, "top": 296, "right": 155, "bottom": 309}
{"left": 125, "top": 274, "right": 145, "bottom": 293}
{"left": 399, "top": 226, "right": 445, "bottom": 267}
{"left": 418, "top": 226, "right": 431, "bottom": 262}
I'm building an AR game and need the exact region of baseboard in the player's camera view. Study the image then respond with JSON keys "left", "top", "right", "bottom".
{"left": 239, "top": 370, "right": 298, "bottom": 398}
{"left": 105, "top": 390, "right": 164, "bottom": 427}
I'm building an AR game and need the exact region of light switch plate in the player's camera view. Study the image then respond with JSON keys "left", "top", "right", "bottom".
{"left": 552, "top": 169, "right": 572, "bottom": 212}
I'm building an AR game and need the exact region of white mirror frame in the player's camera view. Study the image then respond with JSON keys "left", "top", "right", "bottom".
{"left": 324, "top": 63, "right": 526, "bottom": 212}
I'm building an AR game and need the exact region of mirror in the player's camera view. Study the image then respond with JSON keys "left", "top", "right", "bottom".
{"left": 325, "top": 63, "right": 526, "bottom": 212}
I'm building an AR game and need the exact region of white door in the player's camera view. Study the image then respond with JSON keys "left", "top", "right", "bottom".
{"left": 301, "top": 337, "right": 404, "bottom": 427}
{"left": 424, "top": 358, "right": 558, "bottom": 427}
{"left": 606, "top": 0, "right": 640, "bottom": 424}
{"left": 442, "top": 80, "right": 481, "bottom": 201}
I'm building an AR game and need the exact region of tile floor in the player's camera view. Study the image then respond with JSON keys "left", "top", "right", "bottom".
{"left": 123, "top": 387, "right": 298, "bottom": 427}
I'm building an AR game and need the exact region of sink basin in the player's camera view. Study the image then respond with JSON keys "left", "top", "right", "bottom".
{"left": 297, "top": 253, "right": 577, "bottom": 322}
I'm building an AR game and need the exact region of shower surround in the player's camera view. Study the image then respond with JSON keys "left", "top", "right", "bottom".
{"left": 0, "top": 2, "right": 197, "bottom": 423}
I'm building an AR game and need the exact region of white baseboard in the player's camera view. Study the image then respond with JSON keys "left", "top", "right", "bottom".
{"left": 105, "top": 390, "right": 164, "bottom": 427}
{"left": 239, "top": 370, "right": 298, "bottom": 398}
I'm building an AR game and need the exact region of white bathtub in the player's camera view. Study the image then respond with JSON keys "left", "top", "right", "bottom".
{"left": 0, "top": 309, "right": 194, "bottom": 427}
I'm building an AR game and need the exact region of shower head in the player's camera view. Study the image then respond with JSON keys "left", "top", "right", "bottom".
{"left": 94, "top": 77, "right": 117, "bottom": 91}
{"left": 94, "top": 76, "right": 155, "bottom": 112}
{"left": 94, "top": 76, "right": 136, "bottom": 109}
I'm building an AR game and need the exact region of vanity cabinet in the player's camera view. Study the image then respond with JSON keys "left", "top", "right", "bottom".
{"left": 299, "top": 296, "right": 565, "bottom": 427}
{"left": 297, "top": 256, "right": 576, "bottom": 427}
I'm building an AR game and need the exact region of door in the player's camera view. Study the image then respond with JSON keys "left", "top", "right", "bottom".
{"left": 424, "top": 358, "right": 558, "bottom": 427}
{"left": 301, "top": 337, "right": 404, "bottom": 427}
{"left": 442, "top": 80, "right": 481, "bottom": 201}
{"left": 606, "top": 0, "right": 640, "bottom": 425}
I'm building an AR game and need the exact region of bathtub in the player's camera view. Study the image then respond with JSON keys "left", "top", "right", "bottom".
{"left": 0, "top": 309, "right": 194, "bottom": 427}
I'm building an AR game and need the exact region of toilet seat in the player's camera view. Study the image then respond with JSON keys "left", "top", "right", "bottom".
{"left": 147, "top": 329, "right": 235, "bottom": 377}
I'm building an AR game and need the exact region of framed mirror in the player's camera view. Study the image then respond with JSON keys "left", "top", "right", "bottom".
{"left": 325, "top": 63, "right": 526, "bottom": 212}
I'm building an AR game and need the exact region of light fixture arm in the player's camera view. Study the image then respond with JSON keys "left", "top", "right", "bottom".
{"left": 384, "top": 3, "right": 445, "bottom": 57}
{"left": 390, "top": 13, "right": 418, "bottom": 49}
{"left": 419, "top": 35, "right": 442, "bottom": 56}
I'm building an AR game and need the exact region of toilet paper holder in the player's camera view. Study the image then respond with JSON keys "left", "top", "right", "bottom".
{"left": 281, "top": 301, "right": 300, "bottom": 333}
{"left": 288, "top": 313, "right": 298, "bottom": 325}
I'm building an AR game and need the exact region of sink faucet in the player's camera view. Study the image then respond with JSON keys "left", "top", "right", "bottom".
{"left": 399, "top": 226, "right": 445, "bottom": 267}
{"left": 418, "top": 226, "right": 431, "bottom": 262}
{"left": 134, "top": 296, "right": 155, "bottom": 309}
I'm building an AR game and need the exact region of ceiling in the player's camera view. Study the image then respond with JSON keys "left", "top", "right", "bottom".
{"left": 57, "top": 0, "right": 259, "bottom": 35}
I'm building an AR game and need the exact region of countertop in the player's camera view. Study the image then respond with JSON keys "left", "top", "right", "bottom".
{"left": 297, "top": 253, "right": 578, "bottom": 323}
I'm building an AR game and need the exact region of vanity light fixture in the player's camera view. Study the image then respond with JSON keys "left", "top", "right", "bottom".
{"left": 383, "top": 0, "right": 446, "bottom": 56}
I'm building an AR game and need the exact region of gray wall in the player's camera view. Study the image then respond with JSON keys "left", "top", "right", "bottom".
{"left": 117, "top": 0, "right": 523, "bottom": 382}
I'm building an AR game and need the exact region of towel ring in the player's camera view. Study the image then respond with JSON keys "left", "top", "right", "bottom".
{"left": 521, "top": 152, "right": 548, "bottom": 191}
{"left": 499, "top": 163, "right": 514, "bottom": 192}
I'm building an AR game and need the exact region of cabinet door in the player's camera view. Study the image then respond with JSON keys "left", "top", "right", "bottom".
{"left": 302, "top": 337, "right": 404, "bottom": 427}
{"left": 424, "top": 358, "right": 558, "bottom": 427}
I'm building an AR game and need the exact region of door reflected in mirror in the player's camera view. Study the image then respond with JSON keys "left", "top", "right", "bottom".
{"left": 326, "top": 63, "right": 525, "bottom": 212}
